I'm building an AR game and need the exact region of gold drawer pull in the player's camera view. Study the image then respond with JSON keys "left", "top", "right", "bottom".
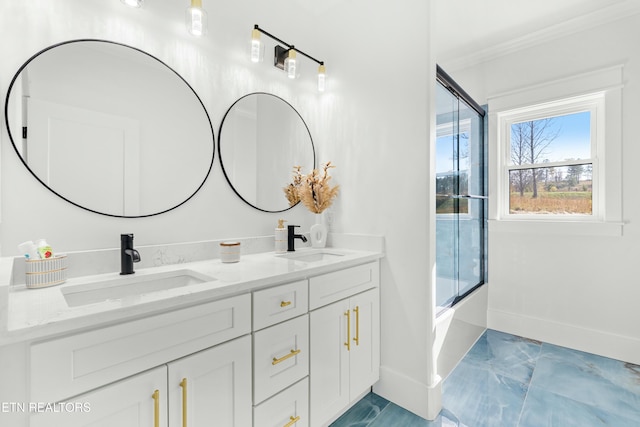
{"left": 284, "top": 415, "right": 301, "bottom": 427}
{"left": 180, "top": 378, "right": 188, "bottom": 427}
{"left": 272, "top": 349, "right": 301, "bottom": 365}
{"left": 280, "top": 300, "right": 292, "bottom": 307}
{"left": 344, "top": 310, "right": 351, "bottom": 351}
{"left": 152, "top": 389, "right": 160, "bottom": 427}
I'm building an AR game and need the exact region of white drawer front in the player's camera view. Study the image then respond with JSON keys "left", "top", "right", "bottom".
{"left": 31, "top": 294, "right": 251, "bottom": 403}
{"left": 254, "top": 377, "right": 309, "bottom": 427}
{"left": 253, "top": 280, "right": 308, "bottom": 330}
{"left": 254, "top": 314, "right": 309, "bottom": 404}
{"left": 309, "top": 262, "right": 379, "bottom": 310}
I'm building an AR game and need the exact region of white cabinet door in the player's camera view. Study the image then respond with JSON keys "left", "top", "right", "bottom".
{"left": 309, "top": 288, "right": 380, "bottom": 427}
{"left": 309, "top": 299, "right": 350, "bottom": 427}
{"left": 30, "top": 366, "right": 167, "bottom": 427}
{"left": 167, "top": 335, "right": 252, "bottom": 427}
{"left": 349, "top": 289, "right": 380, "bottom": 400}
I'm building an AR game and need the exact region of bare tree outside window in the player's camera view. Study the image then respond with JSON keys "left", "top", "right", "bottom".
{"left": 510, "top": 118, "right": 560, "bottom": 197}
{"left": 508, "top": 112, "right": 593, "bottom": 215}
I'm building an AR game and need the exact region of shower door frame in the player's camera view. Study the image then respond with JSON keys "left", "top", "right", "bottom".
{"left": 435, "top": 65, "right": 487, "bottom": 312}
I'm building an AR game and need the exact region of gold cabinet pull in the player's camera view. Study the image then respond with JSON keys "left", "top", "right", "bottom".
{"left": 280, "top": 300, "right": 292, "bottom": 307}
{"left": 272, "top": 349, "right": 301, "bottom": 365}
{"left": 344, "top": 310, "right": 351, "bottom": 351}
{"left": 353, "top": 306, "right": 360, "bottom": 346}
{"left": 283, "top": 415, "right": 301, "bottom": 427}
{"left": 179, "top": 378, "right": 188, "bottom": 427}
{"left": 152, "top": 389, "right": 160, "bottom": 427}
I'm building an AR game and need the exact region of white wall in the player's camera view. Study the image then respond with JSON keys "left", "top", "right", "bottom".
{"left": 1, "top": 0, "right": 320, "bottom": 251}
{"left": 446, "top": 14, "right": 640, "bottom": 364}
{"left": 0, "top": 0, "right": 439, "bottom": 420}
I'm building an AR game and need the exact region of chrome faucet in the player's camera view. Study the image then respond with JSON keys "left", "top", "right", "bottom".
{"left": 120, "top": 233, "right": 141, "bottom": 275}
{"left": 287, "top": 225, "right": 308, "bottom": 252}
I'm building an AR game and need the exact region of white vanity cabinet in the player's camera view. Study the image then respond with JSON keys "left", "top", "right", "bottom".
{"left": 17, "top": 251, "right": 382, "bottom": 427}
{"left": 308, "top": 263, "right": 380, "bottom": 427}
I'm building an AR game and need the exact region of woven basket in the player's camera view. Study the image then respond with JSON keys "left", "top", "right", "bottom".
{"left": 25, "top": 255, "right": 68, "bottom": 289}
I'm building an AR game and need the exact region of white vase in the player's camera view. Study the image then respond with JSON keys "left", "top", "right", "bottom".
{"left": 310, "top": 213, "right": 328, "bottom": 248}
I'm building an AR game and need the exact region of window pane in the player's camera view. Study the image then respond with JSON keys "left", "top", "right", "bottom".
{"left": 510, "top": 111, "right": 591, "bottom": 165}
{"left": 509, "top": 165, "right": 592, "bottom": 214}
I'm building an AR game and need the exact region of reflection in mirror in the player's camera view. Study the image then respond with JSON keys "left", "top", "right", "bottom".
{"left": 218, "top": 93, "right": 315, "bottom": 212}
{"left": 4, "top": 39, "right": 215, "bottom": 217}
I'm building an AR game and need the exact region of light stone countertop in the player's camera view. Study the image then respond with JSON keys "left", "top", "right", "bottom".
{"left": 0, "top": 235, "right": 384, "bottom": 345}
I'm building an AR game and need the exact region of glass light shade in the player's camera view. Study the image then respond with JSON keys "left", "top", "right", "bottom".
{"left": 186, "top": 0, "right": 207, "bottom": 37}
{"left": 250, "top": 29, "right": 262, "bottom": 63}
{"left": 121, "top": 0, "right": 144, "bottom": 7}
{"left": 318, "top": 64, "right": 326, "bottom": 92}
{"left": 284, "top": 49, "right": 297, "bottom": 79}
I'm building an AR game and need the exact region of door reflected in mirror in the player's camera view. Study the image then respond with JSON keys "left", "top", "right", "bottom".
{"left": 218, "top": 93, "right": 315, "bottom": 212}
{"left": 4, "top": 39, "right": 215, "bottom": 217}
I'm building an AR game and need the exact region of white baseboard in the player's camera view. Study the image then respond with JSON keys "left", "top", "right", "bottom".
{"left": 373, "top": 366, "right": 442, "bottom": 421}
{"left": 488, "top": 308, "right": 640, "bottom": 365}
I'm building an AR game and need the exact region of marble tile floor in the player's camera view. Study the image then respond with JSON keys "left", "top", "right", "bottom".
{"left": 330, "top": 329, "right": 640, "bottom": 427}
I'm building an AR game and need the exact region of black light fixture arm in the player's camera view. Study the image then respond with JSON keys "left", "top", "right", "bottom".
{"left": 254, "top": 25, "right": 324, "bottom": 66}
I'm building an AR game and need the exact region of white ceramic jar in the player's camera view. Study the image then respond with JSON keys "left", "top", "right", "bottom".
{"left": 220, "top": 241, "right": 241, "bottom": 263}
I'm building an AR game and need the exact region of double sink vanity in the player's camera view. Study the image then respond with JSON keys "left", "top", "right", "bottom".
{"left": 0, "top": 238, "right": 383, "bottom": 427}
{"left": 0, "top": 36, "right": 380, "bottom": 427}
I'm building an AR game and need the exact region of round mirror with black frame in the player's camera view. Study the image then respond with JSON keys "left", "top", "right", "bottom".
{"left": 4, "top": 39, "right": 215, "bottom": 218}
{"left": 218, "top": 93, "right": 316, "bottom": 213}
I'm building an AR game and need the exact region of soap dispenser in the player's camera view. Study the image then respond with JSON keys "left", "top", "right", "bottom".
{"left": 275, "top": 219, "right": 287, "bottom": 253}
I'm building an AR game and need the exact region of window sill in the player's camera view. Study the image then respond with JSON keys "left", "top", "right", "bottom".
{"left": 487, "top": 219, "right": 624, "bottom": 237}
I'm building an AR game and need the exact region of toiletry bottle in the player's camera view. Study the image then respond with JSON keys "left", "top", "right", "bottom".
{"left": 18, "top": 241, "right": 39, "bottom": 260}
{"left": 275, "top": 219, "right": 288, "bottom": 254}
{"left": 35, "top": 238, "right": 54, "bottom": 259}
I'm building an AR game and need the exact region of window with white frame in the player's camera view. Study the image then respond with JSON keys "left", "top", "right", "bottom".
{"left": 498, "top": 93, "right": 604, "bottom": 219}
{"left": 489, "top": 65, "right": 623, "bottom": 235}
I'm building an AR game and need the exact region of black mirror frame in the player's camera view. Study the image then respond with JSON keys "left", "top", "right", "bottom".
{"left": 218, "top": 92, "right": 316, "bottom": 213}
{"left": 3, "top": 39, "right": 216, "bottom": 218}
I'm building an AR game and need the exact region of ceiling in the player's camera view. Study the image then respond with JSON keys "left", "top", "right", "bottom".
{"left": 435, "top": 0, "right": 640, "bottom": 69}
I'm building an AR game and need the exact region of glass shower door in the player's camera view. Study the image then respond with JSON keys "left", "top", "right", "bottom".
{"left": 435, "top": 82, "right": 459, "bottom": 308}
{"left": 435, "top": 72, "right": 486, "bottom": 311}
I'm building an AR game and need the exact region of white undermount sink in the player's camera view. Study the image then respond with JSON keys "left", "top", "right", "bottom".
{"left": 62, "top": 269, "right": 215, "bottom": 307}
{"left": 278, "top": 249, "right": 346, "bottom": 263}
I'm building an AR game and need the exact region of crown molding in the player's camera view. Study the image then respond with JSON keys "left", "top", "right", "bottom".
{"left": 439, "top": 0, "right": 640, "bottom": 72}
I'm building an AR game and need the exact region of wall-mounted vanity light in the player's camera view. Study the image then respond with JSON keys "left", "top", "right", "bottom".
{"left": 283, "top": 47, "right": 297, "bottom": 79}
{"left": 251, "top": 27, "right": 263, "bottom": 63}
{"left": 119, "top": 0, "right": 208, "bottom": 37}
{"left": 317, "top": 64, "right": 326, "bottom": 92}
{"left": 251, "top": 25, "right": 326, "bottom": 92}
{"left": 121, "top": 0, "right": 144, "bottom": 8}
{"left": 186, "top": 0, "right": 208, "bottom": 37}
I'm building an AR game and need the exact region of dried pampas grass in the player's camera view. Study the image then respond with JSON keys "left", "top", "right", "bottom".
{"left": 283, "top": 165, "right": 303, "bottom": 207}
{"left": 297, "top": 162, "right": 340, "bottom": 214}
